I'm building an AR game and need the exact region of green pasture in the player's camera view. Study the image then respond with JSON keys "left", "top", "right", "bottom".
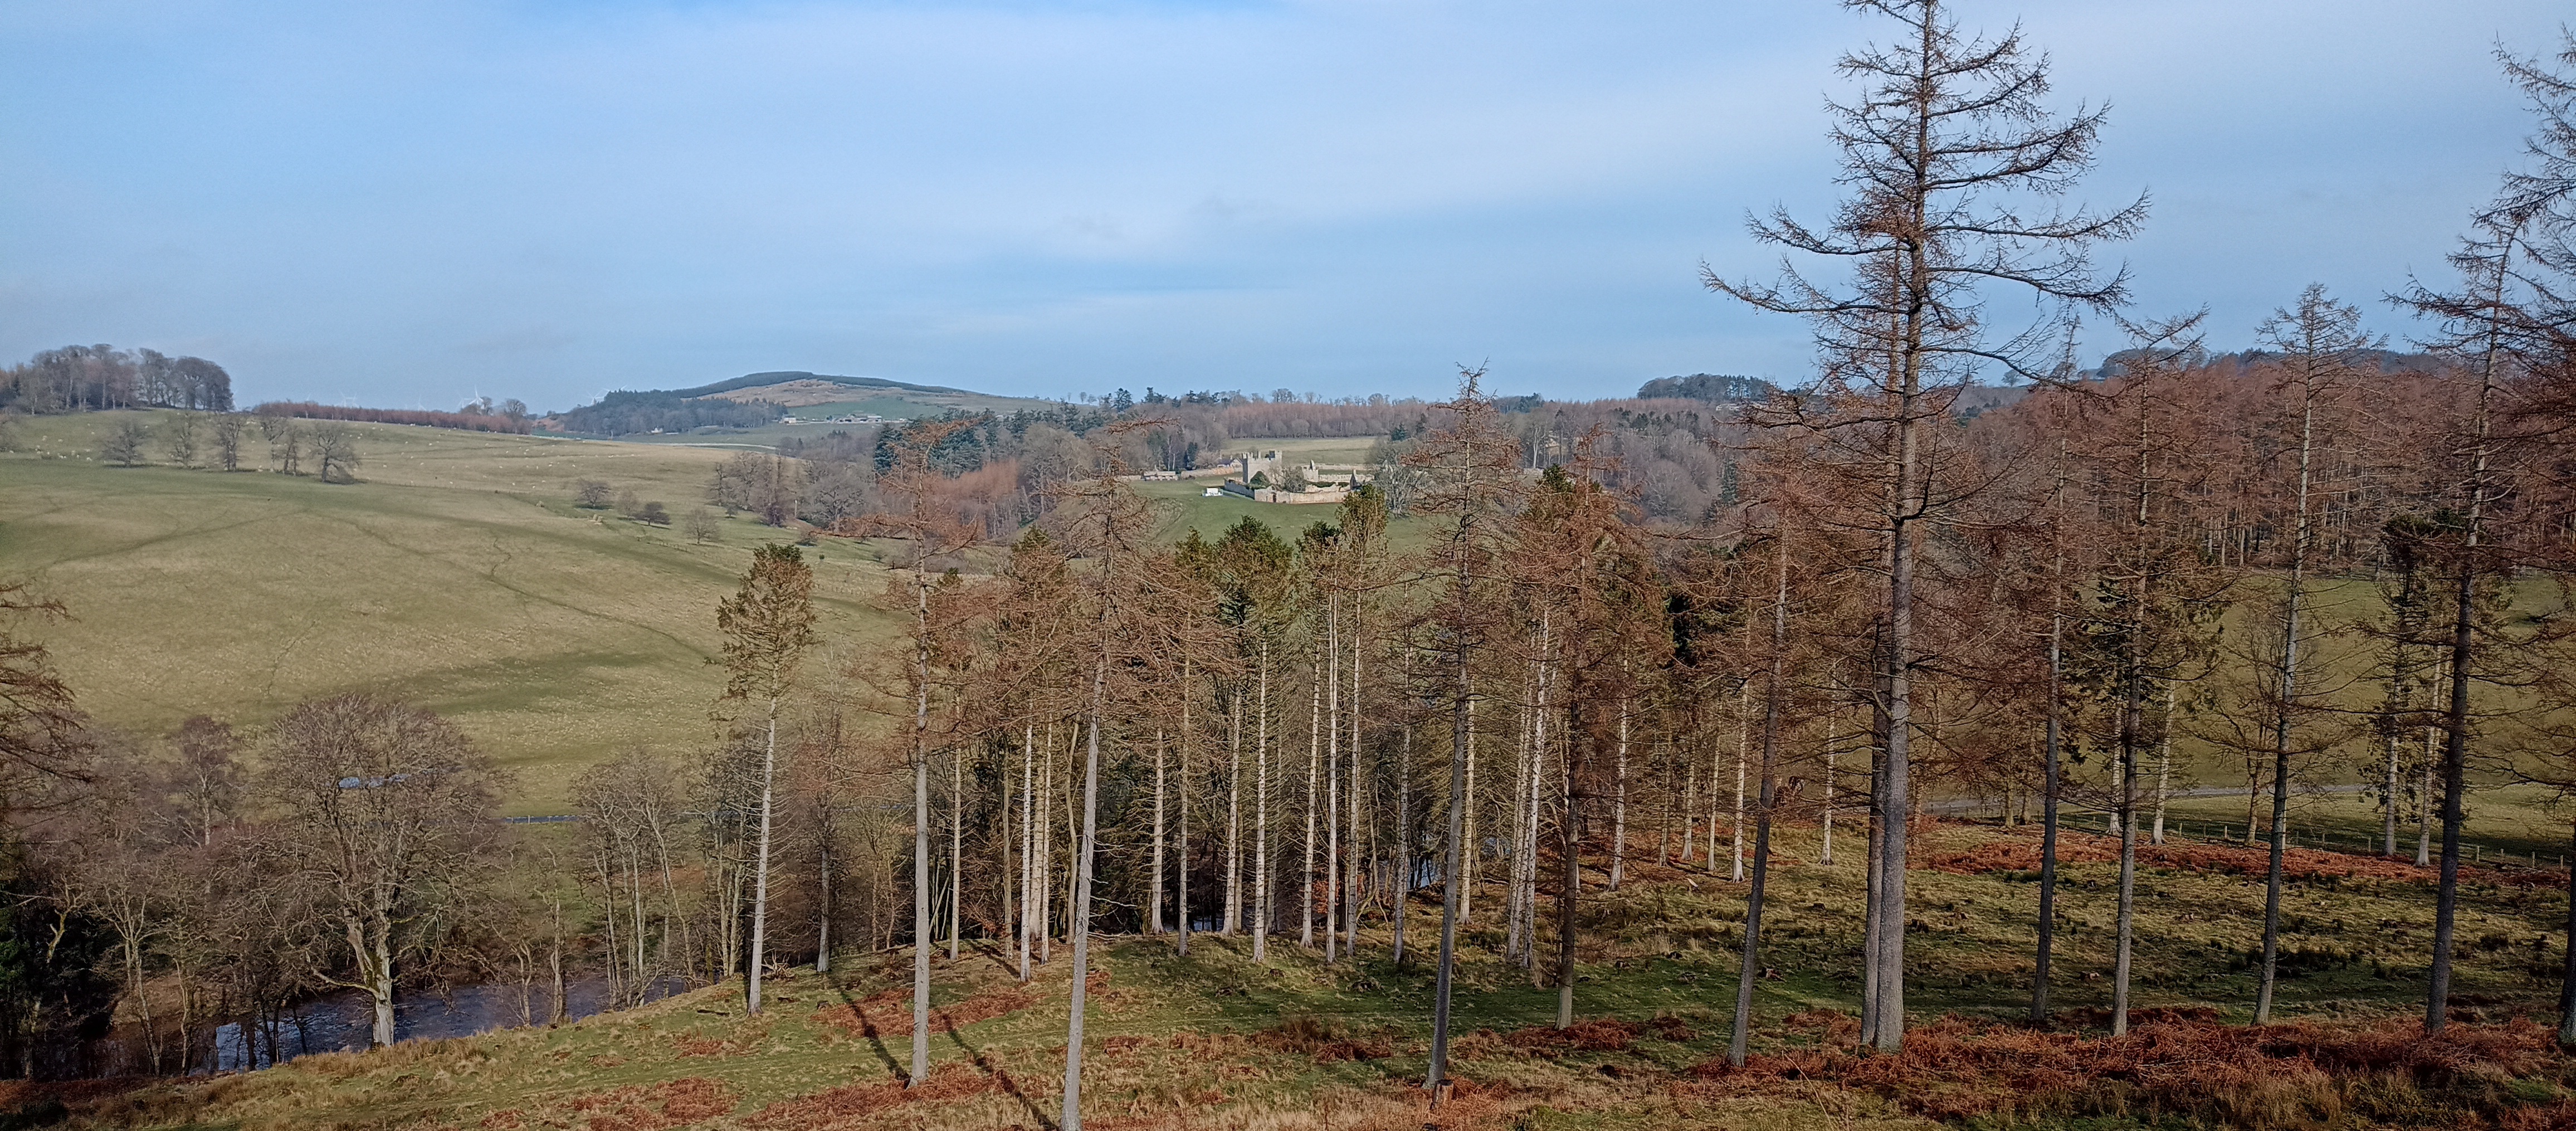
{"left": 0, "top": 411, "right": 901, "bottom": 813}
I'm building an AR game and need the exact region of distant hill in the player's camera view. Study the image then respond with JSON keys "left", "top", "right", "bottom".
{"left": 663, "top": 370, "right": 990, "bottom": 402}
{"left": 553, "top": 372, "right": 1055, "bottom": 437}
{"left": 2089, "top": 348, "right": 2451, "bottom": 380}
{"left": 1637, "top": 373, "right": 1779, "bottom": 402}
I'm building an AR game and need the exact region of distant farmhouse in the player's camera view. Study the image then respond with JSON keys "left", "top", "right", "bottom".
{"left": 1209, "top": 450, "right": 1369, "bottom": 505}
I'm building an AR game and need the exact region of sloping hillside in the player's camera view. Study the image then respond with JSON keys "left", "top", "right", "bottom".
{"left": 0, "top": 411, "right": 901, "bottom": 812}
{"left": 19, "top": 821, "right": 2576, "bottom": 1130}
{"left": 557, "top": 373, "right": 1060, "bottom": 442}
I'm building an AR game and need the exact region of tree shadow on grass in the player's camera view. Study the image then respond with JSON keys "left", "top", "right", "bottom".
{"left": 821, "top": 971, "right": 902, "bottom": 1081}
{"left": 945, "top": 1021, "right": 1054, "bottom": 1130}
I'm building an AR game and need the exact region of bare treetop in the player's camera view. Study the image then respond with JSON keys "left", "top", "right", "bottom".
{"left": 1711, "top": 0, "right": 2146, "bottom": 390}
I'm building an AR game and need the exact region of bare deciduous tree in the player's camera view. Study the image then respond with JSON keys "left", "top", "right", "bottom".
{"left": 311, "top": 422, "right": 360, "bottom": 484}
{"left": 260, "top": 694, "right": 505, "bottom": 1047}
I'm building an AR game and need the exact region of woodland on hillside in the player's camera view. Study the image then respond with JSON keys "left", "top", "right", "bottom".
{"left": 0, "top": 345, "right": 233, "bottom": 415}
{"left": 2, "top": 4, "right": 2575, "bottom": 1129}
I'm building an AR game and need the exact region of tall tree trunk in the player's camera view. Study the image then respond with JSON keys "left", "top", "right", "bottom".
{"left": 909, "top": 734, "right": 929, "bottom": 1081}
{"left": 547, "top": 917, "right": 567, "bottom": 1025}
{"left": 1227, "top": 697, "right": 1243, "bottom": 935}
{"left": 1153, "top": 729, "right": 1168, "bottom": 935}
{"left": 950, "top": 749, "right": 964, "bottom": 961}
{"left": 1520, "top": 648, "right": 1553, "bottom": 973}
{"left": 1731, "top": 535, "right": 1790, "bottom": 1065}
{"left": 2151, "top": 681, "right": 2175, "bottom": 846}
{"left": 2384, "top": 730, "right": 2403, "bottom": 857}
{"left": 1256, "top": 641, "right": 1272, "bottom": 963}
{"left": 1821, "top": 720, "right": 1836, "bottom": 866}
{"left": 1426, "top": 662, "right": 1472, "bottom": 1104}
{"left": 1019, "top": 724, "right": 1035, "bottom": 981}
{"left": 1733, "top": 682, "right": 1749, "bottom": 882}
{"left": 1682, "top": 762, "right": 1700, "bottom": 865}
{"left": 2427, "top": 570, "right": 2476, "bottom": 1031}
{"left": 1393, "top": 723, "right": 1412, "bottom": 967}
{"left": 749, "top": 708, "right": 778, "bottom": 1016}
{"left": 1863, "top": 607, "right": 1904, "bottom": 1043}
{"left": 2257, "top": 372, "right": 2320, "bottom": 1023}
{"left": 2033, "top": 451, "right": 2067, "bottom": 1026}
{"left": 650, "top": 812, "right": 685, "bottom": 977}
{"left": 816, "top": 832, "right": 832, "bottom": 973}
{"left": 2419, "top": 724, "right": 2436, "bottom": 866}
{"left": 1610, "top": 700, "right": 1629, "bottom": 891}
{"left": 1042, "top": 733, "right": 1056, "bottom": 964}
{"left": 1180, "top": 664, "right": 1194, "bottom": 955}
{"left": 1861, "top": 420, "right": 1923, "bottom": 1051}
{"left": 1064, "top": 735, "right": 1079, "bottom": 957}
{"left": 2033, "top": 611, "right": 2064, "bottom": 1025}
{"left": 1506, "top": 667, "right": 1535, "bottom": 965}
{"left": 1462, "top": 702, "right": 1480, "bottom": 925}
{"left": 2428, "top": 241, "right": 2504, "bottom": 1034}
{"left": 1555, "top": 701, "right": 1578, "bottom": 1028}
{"left": 1325, "top": 596, "right": 1341, "bottom": 961}
{"left": 2112, "top": 682, "right": 2140, "bottom": 1037}
{"left": 1305, "top": 654, "right": 1322, "bottom": 951}
{"left": 597, "top": 852, "right": 622, "bottom": 1005}
{"left": 1347, "top": 612, "right": 1364, "bottom": 953}
{"left": 1062, "top": 657, "right": 1108, "bottom": 1131}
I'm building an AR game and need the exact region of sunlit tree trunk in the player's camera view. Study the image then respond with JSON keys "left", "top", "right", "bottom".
{"left": 1255, "top": 641, "right": 1272, "bottom": 963}
{"left": 1304, "top": 654, "right": 1321, "bottom": 951}
{"left": 1062, "top": 658, "right": 1108, "bottom": 1131}
{"left": 2256, "top": 357, "right": 2323, "bottom": 1022}
{"left": 2151, "top": 681, "right": 2175, "bottom": 846}
{"left": 1733, "top": 683, "right": 1749, "bottom": 883}
{"left": 950, "top": 748, "right": 964, "bottom": 962}
{"left": 2033, "top": 588, "right": 2065, "bottom": 1025}
{"left": 1393, "top": 722, "right": 1413, "bottom": 967}
{"left": 1609, "top": 699, "right": 1629, "bottom": 891}
{"left": 1180, "top": 667, "right": 1194, "bottom": 955}
{"left": 1152, "top": 729, "right": 1168, "bottom": 936}
{"left": 1345, "top": 616, "right": 1364, "bottom": 954}
{"left": 1681, "top": 761, "right": 1699, "bottom": 865}
{"left": 750, "top": 708, "right": 779, "bottom": 1016}
{"left": 1730, "top": 535, "right": 1790, "bottom": 1065}
{"left": 1226, "top": 698, "right": 1243, "bottom": 935}
{"left": 1426, "top": 662, "right": 1474, "bottom": 1103}
{"left": 1019, "top": 724, "right": 1035, "bottom": 982}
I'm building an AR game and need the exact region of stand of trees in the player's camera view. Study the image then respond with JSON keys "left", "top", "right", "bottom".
{"left": 88, "top": 410, "right": 364, "bottom": 482}
{"left": 552, "top": 389, "right": 780, "bottom": 437}
{"left": 2, "top": 347, "right": 233, "bottom": 414}
{"left": 252, "top": 402, "right": 530, "bottom": 435}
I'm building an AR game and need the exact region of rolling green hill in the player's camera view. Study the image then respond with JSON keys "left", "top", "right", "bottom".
{"left": 0, "top": 411, "right": 902, "bottom": 813}
{"left": 0, "top": 412, "right": 1423, "bottom": 813}
{"left": 559, "top": 372, "right": 1062, "bottom": 445}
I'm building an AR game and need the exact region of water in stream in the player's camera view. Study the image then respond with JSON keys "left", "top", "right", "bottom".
{"left": 96, "top": 976, "right": 692, "bottom": 1076}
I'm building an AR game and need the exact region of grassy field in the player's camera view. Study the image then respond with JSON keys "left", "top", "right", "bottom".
{"left": 30, "top": 821, "right": 2576, "bottom": 1129}
{"left": 2154, "top": 783, "right": 2576, "bottom": 865}
{"left": 0, "top": 413, "right": 1441, "bottom": 812}
{"left": 1132, "top": 480, "right": 1435, "bottom": 555}
{"left": 0, "top": 411, "right": 903, "bottom": 813}
{"left": 1224, "top": 436, "right": 1382, "bottom": 466}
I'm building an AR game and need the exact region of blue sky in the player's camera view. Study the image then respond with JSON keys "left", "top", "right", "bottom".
{"left": 2, "top": 1, "right": 2566, "bottom": 411}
